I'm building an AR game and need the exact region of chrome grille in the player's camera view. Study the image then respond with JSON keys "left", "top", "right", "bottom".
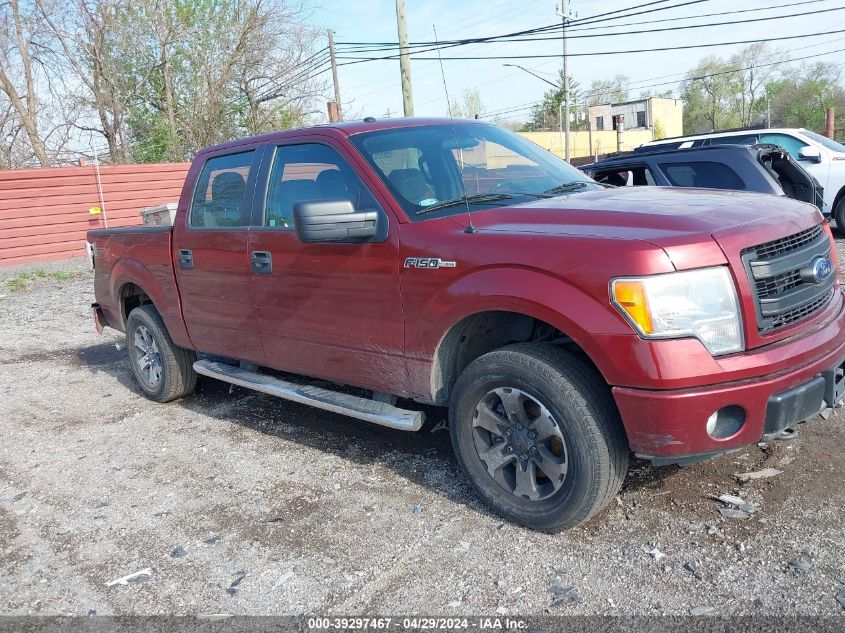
{"left": 742, "top": 225, "right": 835, "bottom": 333}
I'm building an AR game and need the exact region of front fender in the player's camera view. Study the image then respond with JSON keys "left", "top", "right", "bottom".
{"left": 406, "top": 266, "right": 642, "bottom": 397}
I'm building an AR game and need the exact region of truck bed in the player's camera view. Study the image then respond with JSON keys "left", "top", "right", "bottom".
{"left": 87, "top": 226, "right": 185, "bottom": 340}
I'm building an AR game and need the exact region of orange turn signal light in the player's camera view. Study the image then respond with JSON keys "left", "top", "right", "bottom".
{"left": 613, "top": 280, "right": 654, "bottom": 334}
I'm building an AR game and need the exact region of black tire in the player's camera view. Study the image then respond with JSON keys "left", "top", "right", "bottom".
{"left": 449, "top": 343, "right": 629, "bottom": 532}
{"left": 125, "top": 305, "right": 197, "bottom": 403}
{"left": 835, "top": 198, "right": 845, "bottom": 234}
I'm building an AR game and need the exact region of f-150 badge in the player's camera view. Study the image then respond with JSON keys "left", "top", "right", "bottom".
{"left": 404, "top": 257, "right": 456, "bottom": 269}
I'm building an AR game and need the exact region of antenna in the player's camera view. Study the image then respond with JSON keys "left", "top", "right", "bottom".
{"left": 433, "top": 24, "right": 476, "bottom": 234}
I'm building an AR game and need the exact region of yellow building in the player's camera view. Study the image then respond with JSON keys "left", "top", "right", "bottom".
{"left": 517, "top": 97, "right": 683, "bottom": 161}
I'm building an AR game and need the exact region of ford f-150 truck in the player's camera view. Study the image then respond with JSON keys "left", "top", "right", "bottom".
{"left": 88, "top": 118, "right": 845, "bottom": 531}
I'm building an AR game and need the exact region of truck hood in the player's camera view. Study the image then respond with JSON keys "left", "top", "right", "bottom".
{"left": 468, "top": 186, "right": 819, "bottom": 247}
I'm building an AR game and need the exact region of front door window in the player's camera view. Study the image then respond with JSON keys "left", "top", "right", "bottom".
{"left": 264, "top": 143, "right": 381, "bottom": 229}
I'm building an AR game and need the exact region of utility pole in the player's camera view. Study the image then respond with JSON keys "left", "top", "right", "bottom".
{"left": 556, "top": 1, "right": 572, "bottom": 162}
{"left": 327, "top": 29, "right": 343, "bottom": 121}
{"left": 395, "top": 0, "right": 414, "bottom": 117}
{"left": 503, "top": 63, "right": 564, "bottom": 157}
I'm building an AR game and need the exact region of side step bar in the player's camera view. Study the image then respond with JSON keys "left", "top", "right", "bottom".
{"left": 193, "top": 360, "right": 424, "bottom": 431}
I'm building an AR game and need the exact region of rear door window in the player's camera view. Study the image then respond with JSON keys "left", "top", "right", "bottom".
{"left": 659, "top": 161, "right": 745, "bottom": 190}
{"left": 190, "top": 151, "right": 255, "bottom": 228}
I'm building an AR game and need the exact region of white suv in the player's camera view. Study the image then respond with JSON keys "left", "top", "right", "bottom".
{"left": 641, "top": 128, "right": 845, "bottom": 226}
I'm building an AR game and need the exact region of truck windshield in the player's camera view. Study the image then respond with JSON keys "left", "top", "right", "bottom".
{"left": 802, "top": 130, "right": 845, "bottom": 154}
{"left": 348, "top": 123, "right": 600, "bottom": 221}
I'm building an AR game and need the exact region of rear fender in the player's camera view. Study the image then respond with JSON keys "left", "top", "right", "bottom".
{"left": 111, "top": 256, "right": 193, "bottom": 349}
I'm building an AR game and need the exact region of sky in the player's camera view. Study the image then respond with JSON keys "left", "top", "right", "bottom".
{"left": 306, "top": 0, "right": 845, "bottom": 123}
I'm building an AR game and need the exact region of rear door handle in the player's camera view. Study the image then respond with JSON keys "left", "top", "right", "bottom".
{"left": 251, "top": 250, "right": 272, "bottom": 274}
{"left": 178, "top": 249, "right": 193, "bottom": 269}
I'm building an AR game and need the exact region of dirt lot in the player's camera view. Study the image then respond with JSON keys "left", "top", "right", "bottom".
{"left": 1, "top": 254, "right": 844, "bottom": 617}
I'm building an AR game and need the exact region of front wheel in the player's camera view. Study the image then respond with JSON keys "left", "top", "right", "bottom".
{"left": 835, "top": 198, "right": 845, "bottom": 234}
{"left": 449, "top": 343, "right": 628, "bottom": 531}
{"left": 126, "top": 305, "right": 197, "bottom": 402}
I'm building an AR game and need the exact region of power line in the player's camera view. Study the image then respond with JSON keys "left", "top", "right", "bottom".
{"left": 566, "top": 0, "right": 834, "bottom": 32}
{"left": 480, "top": 43, "right": 845, "bottom": 118}
{"left": 335, "top": 0, "right": 711, "bottom": 52}
{"left": 336, "top": 28, "right": 845, "bottom": 64}
{"left": 339, "top": 4, "right": 845, "bottom": 55}
{"left": 471, "top": 28, "right": 845, "bottom": 116}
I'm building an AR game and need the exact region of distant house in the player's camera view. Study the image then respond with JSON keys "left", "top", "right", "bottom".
{"left": 587, "top": 97, "right": 683, "bottom": 138}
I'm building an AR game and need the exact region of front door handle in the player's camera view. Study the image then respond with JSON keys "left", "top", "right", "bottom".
{"left": 178, "top": 249, "right": 193, "bottom": 269}
{"left": 251, "top": 250, "right": 272, "bottom": 274}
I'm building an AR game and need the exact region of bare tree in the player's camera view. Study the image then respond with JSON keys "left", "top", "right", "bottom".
{"left": 0, "top": 93, "right": 22, "bottom": 167}
{"left": 234, "top": 0, "right": 325, "bottom": 135}
{"left": 728, "top": 43, "right": 782, "bottom": 127}
{"left": 37, "top": 0, "right": 156, "bottom": 162}
{"left": 0, "top": 0, "right": 50, "bottom": 165}
{"left": 127, "top": 0, "right": 324, "bottom": 160}
{"left": 449, "top": 88, "right": 484, "bottom": 119}
{"left": 587, "top": 74, "right": 629, "bottom": 106}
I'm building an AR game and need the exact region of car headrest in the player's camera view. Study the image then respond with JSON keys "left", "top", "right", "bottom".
{"left": 388, "top": 168, "right": 430, "bottom": 203}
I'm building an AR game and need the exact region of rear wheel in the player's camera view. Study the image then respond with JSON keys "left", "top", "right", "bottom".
{"left": 449, "top": 343, "right": 628, "bottom": 531}
{"left": 126, "top": 305, "right": 197, "bottom": 402}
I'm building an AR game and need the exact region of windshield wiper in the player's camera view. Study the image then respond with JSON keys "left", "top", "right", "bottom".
{"left": 416, "top": 193, "right": 513, "bottom": 215}
{"left": 542, "top": 181, "right": 591, "bottom": 195}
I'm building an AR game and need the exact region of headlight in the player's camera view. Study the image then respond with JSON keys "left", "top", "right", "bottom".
{"left": 611, "top": 266, "right": 743, "bottom": 356}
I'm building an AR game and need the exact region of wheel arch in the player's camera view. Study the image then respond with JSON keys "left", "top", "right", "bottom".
{"left": 119, "top": 281, "right": 154, "bottom": 325}
{"left": 429, "top": 307, "right": 611, "bottom": 405}
{"left": 412, "top": 266, "right": 632, "bottom": 404}
{"left": 110, "top": 256, "right": 194, "bottom": 349}
{"left": 833, "top": 184, "right": 845, "bottom": 217}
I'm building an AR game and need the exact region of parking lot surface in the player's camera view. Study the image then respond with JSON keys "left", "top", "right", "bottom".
{"left": 1, "top": 253, "right": 844, "bottom": 617}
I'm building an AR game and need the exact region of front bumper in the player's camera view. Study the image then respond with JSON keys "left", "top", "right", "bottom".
{"left": 613, "top": 297, "right": 845, "bottom": 462}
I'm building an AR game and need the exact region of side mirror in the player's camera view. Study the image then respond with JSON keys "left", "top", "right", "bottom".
{"left": 798, "top": 146, "right": 822, "bottom": 163}
{"left": 293, "top": 199, "right": 387, "bottom": 243}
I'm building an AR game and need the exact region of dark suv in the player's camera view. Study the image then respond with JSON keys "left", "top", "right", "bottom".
{"left": 580, "top": 144, "right": 825, "bottom": 215}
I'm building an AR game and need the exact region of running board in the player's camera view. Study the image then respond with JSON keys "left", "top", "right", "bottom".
{"left": 193, "top": 360, "right": 424, "bottom": 431}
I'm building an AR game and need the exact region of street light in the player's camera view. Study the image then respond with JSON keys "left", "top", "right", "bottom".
{"left": 503, "top": 63, "right": 566, "bottom": 162}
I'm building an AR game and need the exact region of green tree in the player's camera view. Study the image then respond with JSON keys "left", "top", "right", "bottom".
{"left": 766, "top": 62, "right": 845, "bottom": 132}
{"left": 680, "top": 56, "right": 739, "bottom": 134}
{"left": 524, "top": 70, "right": 581, "bottom": 132}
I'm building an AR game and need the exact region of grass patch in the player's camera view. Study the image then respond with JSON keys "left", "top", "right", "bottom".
{"left": 2, "top": 268, "right": 86, "bottom": 292}
{"left": 6, "top": 272, "right": 32, "bottom": 292}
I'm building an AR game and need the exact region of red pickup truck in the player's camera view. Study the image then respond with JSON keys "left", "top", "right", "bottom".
{"left": 88, "top": 118, "right": 845, "bottom": 531}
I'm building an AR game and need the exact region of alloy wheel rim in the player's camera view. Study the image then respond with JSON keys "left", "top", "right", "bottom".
{"left": 471, "top": 387, "right": 568, "bottom": 501}
{"left": 132, "top": 325, "right": 162, "bottom": 387}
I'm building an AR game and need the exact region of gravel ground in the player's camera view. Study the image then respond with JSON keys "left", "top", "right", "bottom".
{"left": 1, "top": 251, "right": 844, "bottom": 618}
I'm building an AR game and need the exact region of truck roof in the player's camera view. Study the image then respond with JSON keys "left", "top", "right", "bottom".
{"left": 643, "top": 127, "right": 810, "bottom": 147}
{"left": 198, "top": 117, "right": 485, "bottom": 155}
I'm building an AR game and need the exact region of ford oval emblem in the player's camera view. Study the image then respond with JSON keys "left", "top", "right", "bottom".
{"left": 811, "top": 256, "right": 833, "bottom": 283}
